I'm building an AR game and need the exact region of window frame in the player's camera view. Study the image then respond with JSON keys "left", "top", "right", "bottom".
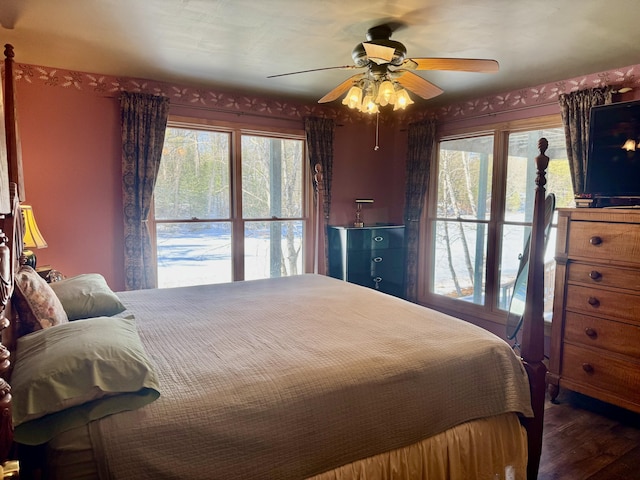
{"left": 150, "top": 115, "right": 314, "bottom": 285}
{"left": 418, "top": 114, "right": 564, "bottom": 326}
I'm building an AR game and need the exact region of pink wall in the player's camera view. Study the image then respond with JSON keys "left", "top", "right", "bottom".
{"left": 17, "top": 83, "right": 125, "bottom": 288}
{"left": 331, "top": 120, "right": 406, "bottom": 227}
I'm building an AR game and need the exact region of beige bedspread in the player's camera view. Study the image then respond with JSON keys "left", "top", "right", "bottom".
{"left": 90, "top": 274, "right": 532, "bottom": 479}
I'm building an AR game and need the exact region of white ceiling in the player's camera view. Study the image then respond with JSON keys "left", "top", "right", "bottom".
{"left": 2, "top": 0, "right": 640, "bottom": 108}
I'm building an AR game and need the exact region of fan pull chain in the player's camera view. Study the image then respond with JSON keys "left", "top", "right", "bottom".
{"left": 374, "top": 112, "right": 380, "bottom": 151}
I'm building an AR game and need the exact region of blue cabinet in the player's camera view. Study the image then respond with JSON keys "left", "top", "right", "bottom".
{"left": 328, "top": 225, "right": 405, "bottom": 298}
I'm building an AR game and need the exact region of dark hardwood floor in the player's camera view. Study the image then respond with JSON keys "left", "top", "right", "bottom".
{"left": 539, "top": 389, "right": 640, "bottom": 479}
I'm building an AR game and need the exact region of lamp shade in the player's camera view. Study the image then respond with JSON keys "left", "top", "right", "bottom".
{"left": 22, "top": 205, "right": 48, "bottom": 249}
{"left": 622, "top": 139, "right": 637, "bottom": 151}
{"left": 342, "top": 86, "right": 363, "bottom": 109}
{"left": 393, "top": 88, "right": 414, "bottom": 111}
{"left": 375, "top": 80, "right": 396, "bottom": 106}
{"left": 360, "top": 94, "right": 379, "bottom": 114}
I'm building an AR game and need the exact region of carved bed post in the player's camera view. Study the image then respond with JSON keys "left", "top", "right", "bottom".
{"left": 0, "top": 228, "right": 12, "bottom": 463}
{"left": 0, "top": 43, "right": 24, "bottom": 468}
{"left": 4, "top": 44, "right": 24, "bottom": 204}
{"left": 520, "top": 138, "right": 549, "bottom": 480}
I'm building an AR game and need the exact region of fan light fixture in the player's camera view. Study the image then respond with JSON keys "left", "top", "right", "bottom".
{"left": 269, "top": 24, "right": 499, "bottom": 112}
{"left": 341, "top": 76, "right": 414, "bottom": 114}
{"left": 622, "top": 138, "right": 637, "bottom": 151}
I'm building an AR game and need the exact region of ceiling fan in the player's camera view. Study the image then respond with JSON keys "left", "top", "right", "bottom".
{"left": 268, "top": 23, "right": 499, "bottom": 110}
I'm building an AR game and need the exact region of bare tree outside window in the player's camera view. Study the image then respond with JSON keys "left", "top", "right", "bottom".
{"left": 154, "top": 126, "right": 308, "bottom": 288}
{"left": 431, "top": 126, "right": 573, "bottom": 321}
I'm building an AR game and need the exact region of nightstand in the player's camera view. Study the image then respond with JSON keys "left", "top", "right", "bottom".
{"left": 35, "top": 265, "right": 65, "bottom": 283}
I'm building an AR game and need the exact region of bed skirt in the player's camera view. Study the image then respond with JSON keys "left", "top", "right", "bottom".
{"left": 45, "top": 412, "right": 526, "bottom": 480}
{"left": 309, "top": 412, "right": 527, "bottom": 480}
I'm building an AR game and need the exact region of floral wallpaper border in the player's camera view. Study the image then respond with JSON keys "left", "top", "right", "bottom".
{"left": 6, "top": 61, "right": 640, "bottom": 125}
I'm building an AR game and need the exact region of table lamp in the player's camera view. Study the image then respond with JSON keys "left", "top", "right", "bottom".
{"left": 21, "top": 205, "right": 47, "bottom": 268}
{"left": 354, "top": 199, "right": 374, "bottom": 227}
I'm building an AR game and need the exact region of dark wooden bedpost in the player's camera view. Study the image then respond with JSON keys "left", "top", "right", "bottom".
{"left": 4, "top": 44, "right": 24, "bottom": 203}
{"left": 0, "top": 229, "right": 12, "bottom": 463}
{"left": 0, "top": 44, "right": 24, "bottom": 472}
{"left": 520, "top": 138, "right": 549, "bottom": 480}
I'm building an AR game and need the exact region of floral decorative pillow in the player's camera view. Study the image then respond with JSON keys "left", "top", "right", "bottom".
{"left": 12, "top": 266, "right": 68, "bottom": 337}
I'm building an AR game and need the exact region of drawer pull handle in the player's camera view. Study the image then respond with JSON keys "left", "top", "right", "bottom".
{"left": 373, "top": 236, "right": 384, "bottom": 242}
{"left": 373, "top": 276, "right": 382, "bottom": 290}
{"left": 588, "top": 270, "right": 602, "bottom": 281}
{"left": 584, "top": 327, "right": 598, "bottom": 338}
{"left": 373, "top": 257, "right": 383, "bottom": 263}
{"left": 589, "top": 236, "right": 603, "bottom": 246}
{"left": 587, "top": 296, "right": 600, "bottom": 307}
{"left": 582, "top": 363, "right": 594, "bottom": 374}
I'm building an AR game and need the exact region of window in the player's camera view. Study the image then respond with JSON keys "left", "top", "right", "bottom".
{"left": 153, "top": 120, "right": 310, "bottom": 288}
{"left": 425, "top": 117, "right": 574, "bottom": 324}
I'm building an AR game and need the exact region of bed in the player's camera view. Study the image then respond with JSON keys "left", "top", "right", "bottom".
{"left": 0, "top": 45, "right": 548, "bottom": 479}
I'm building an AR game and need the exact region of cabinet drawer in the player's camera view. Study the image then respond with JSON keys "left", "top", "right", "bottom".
{"left": 371, "top": 248, "right": 404, "bottom": 271}
{"left": 371, "top": 266, "right": 404, "bottom": 284}
{"left": 564, "top": 312, "right": 640, "bottom": 357}
{"left": 347, "top": 228, "right": 404, "bottom": 250}
{"left": 565, "top": 284, "right": 640, "bottom": 324}
{"left": 349, "top": 274, "right": 403, "bottom": 297}
{"left": 568, "top": 221, "right": 640, "bottom": 263}
{"left": 567, "top": 262, "right": 640, "bottom": 292}
{"left": 562, "top": 343, "right": 640, "bottom": 400}
{"left": 345, "top": 249, "right": 403, "bottom": 274}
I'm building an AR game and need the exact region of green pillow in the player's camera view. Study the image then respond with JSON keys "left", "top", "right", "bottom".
{"left": 11, "top": 316, "right": 160, "bottom": 445}
{"left": 49, "top": 273, "right": 126, "bottom": 320}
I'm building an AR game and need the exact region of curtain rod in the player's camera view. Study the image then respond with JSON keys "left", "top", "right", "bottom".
{"left": 169, "top": 101, "right": 306, "bottom": 123}
{"left": 437, "top": 100, "right": 560, "bottom": 124}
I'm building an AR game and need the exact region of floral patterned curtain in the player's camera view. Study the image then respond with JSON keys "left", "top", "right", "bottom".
{"left": 120, "top": 92, "right": 170, "bottom": 290}
{"left": 559, "top": 86, "right": 613, "bottom": 195}
{"left": 403, "top": 118, "right": 436, "bottom": 302}
{"left": 304, "top": 117, "right": 334, "bottom": 274}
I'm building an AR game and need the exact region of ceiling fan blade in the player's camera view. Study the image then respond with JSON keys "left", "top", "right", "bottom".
{"left": 267, "top": 65, "right": 359, "bottom": 78}
{"left": 318, "top": 74, "right": 365, "bottom": 103}
{"left": 363, "top": 42, "right": 396, "bottom": 64}
{"left": 401, "top": 58, "right": 499, "bottom": 73}
{"left": 396, "top": 72, "right": 444, "bottom": 100}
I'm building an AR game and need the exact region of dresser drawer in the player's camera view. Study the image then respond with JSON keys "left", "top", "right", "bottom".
{"left": 348, "top": 274, "right": 403, "bottom": 297}
{"left": 564, "top": 312, "right": 640, "bottom": 357}
{"left": 346, "top": 228, "right": 404, "bottom": 250}
{"left": 371, "top": 247, "right": 404, "bottom": 269}
{"left": 562, "top": 343, "right": 640, "bottom": 400}
{"left": 567, "top": 221, "right": 640, "bottom": 263}
{"left": 353, "top": 251, "right": 405, "bottom": 290}
{"left": 565, "top": 284, "right": 640, "bottom": 324}
{"left": 567, "top": 262, "right": 640, "bottom": 292}
{"left": 371, "top": 266, "right": 404, "bottom": 285}
{"left": 374, "top": 279, "right": 405, "bottom": 298}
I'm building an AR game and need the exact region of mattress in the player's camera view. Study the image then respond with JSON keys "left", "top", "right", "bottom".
{"left": 46, "top": 274, "right": 533, "bottom": 479}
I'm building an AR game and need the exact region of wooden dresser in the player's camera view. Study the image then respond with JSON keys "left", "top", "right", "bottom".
{"left": 327, "top": 225, "right": 405, "bottom": 299}
{"left": 547, "top": 208, "right": 640, "bottom": 413}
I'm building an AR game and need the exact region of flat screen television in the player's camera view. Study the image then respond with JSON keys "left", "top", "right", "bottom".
{"left": 585, "top": 99, "right": 640, "bottom": 206}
